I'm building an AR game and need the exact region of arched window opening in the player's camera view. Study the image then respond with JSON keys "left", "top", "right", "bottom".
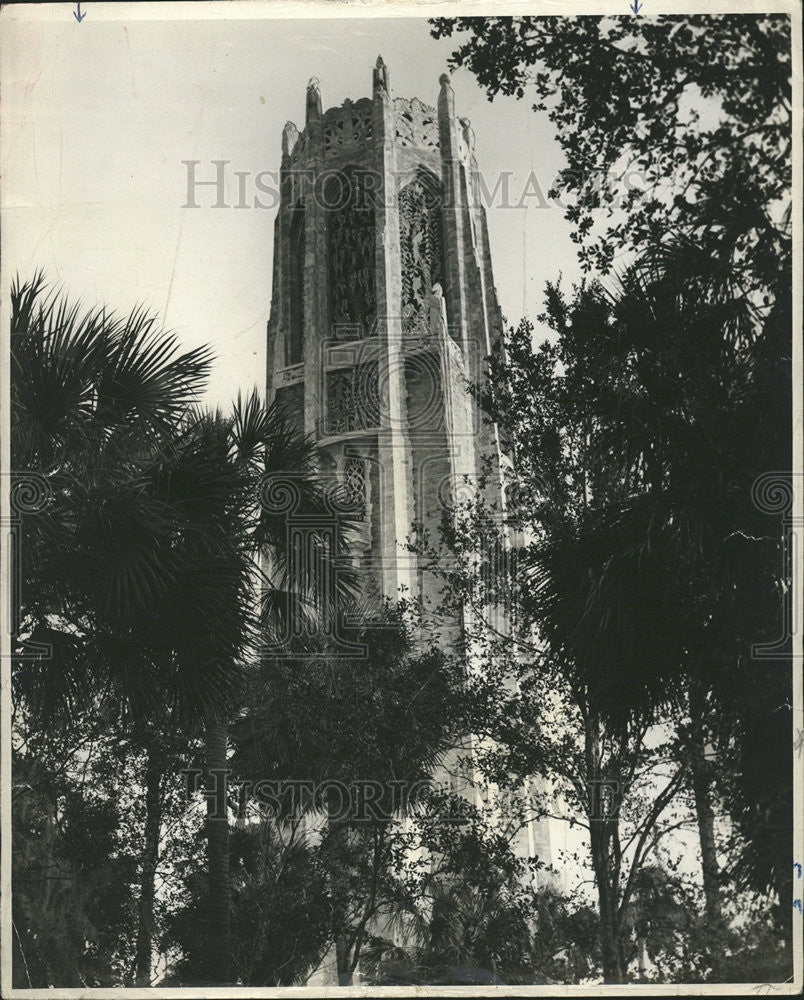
{"left": 288, "top": 204, "right": 305, "bottom": 365}
{"left": 398, "top": 169, "right": 444, "bottom": 338}
{"left": 325, "top": 167, "right": 376, "bottom": 339}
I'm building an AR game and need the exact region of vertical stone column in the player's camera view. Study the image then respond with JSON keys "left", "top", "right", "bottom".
{"left": 303, "top": 78, "right": 325, "bottom": 437}
{"left": 435, "top": 79, "right": 479, "bottom": 504}
{"left": 265, "top": 212, "right": 281, "bottom": 405}
{"left": 437, "top": 75, "right": 471, "bottom": 356}
{"left": 372, "top": 57, "right": 415, "bottom": 599}
{"left": 461, "top": 124, "right": 506, "bottom": 481}
{"left": 275, "top": 121, "right": 298, "bottom": 379}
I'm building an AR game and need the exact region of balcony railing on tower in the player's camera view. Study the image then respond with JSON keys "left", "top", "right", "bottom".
{"left": 317, "top": 361, "right": 380, "bottom": 438}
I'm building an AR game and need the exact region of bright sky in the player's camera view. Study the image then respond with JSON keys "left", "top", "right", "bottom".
{"left": 1, "top": 7, "right": 580, "bottom": 408}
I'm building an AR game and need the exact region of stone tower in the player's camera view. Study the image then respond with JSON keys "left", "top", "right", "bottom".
{"left": 265, "top": 58, "right": 508, "bottom": 606}
{"left": 265, "top": 59, "right": 551, "bottom": 882}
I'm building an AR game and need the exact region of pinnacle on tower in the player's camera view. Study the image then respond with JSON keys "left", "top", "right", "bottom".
{"left": 282, "top": 120, "right": 299, "bottom": 159}
{"left": 438, "top": 72, "right": 455, "bottom": 117}
{"left": 373, "top": 55, "right": 389, "bottom": 95}
{"left": 459, "top": 117, "right": 475, "bottom": 154}
{"left": 306, "top": 76, "right": 322, "bottom": 122}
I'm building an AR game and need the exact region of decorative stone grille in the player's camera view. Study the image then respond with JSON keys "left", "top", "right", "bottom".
{"left": 399, "top": 174, "right": 444, "bottom": 337}
{"left": 320, "top": 362, "right": 380, "bottom": 436}
{"left": 326, "top": 167, "right": 376, "bottom": 337}
{"left": 323, "top": 98, "right": 374, "bottom": 156}
{"left": 343, "top": 457, "right": 368, "bottom": 518}
{"left": 394, "top": 98, "right": 439, "bottom": 151}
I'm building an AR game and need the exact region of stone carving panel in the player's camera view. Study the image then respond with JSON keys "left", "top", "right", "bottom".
{"left": 344, "top": 457, "right": 368, "bottom": 518}
{"left": 398, "top": 174, "right": 444, "bottom": 337}
{"left": 326, "top": 168, "right": 376, "bottom": 337}
{"left": 394, "top": 98, "right": 439, "bottom": 151}
{"left": 323, "top": 362, "right": 380, "bottom": 436}
{"left": 323, "top": 98, "right": 374, "bottom": 156}
{"left": 276, "top": 362, "right": 304, "bottom": 386}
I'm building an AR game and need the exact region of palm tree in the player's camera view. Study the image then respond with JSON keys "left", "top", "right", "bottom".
{"left": 11, "top": 274, "right": 356, "bottom": 984}
{"left": 598, "top": 235, "right": 789, "bottom": 930}
{"left": 174, "top": 394, "right": 358, "bottom": 984}
{"left": 363, "top": 878, "right": 535, "bottom": 986}
{"left": 620, "top": 865, "right": 691, "bottom": 981}
{"left": 12, "top": 273, "right": 218, "bottom": 985}
{"left": 469, "top": 221, "right": 790, "bottom": 978}
{"left": 11, "top": 271, "right": 213, "bottom": 715}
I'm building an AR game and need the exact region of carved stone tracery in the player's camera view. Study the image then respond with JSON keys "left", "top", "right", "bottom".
{"left": 344, "top": 457, "right": 368, "bottom": 518}
{"left": 326, "top": 168, "right": 376, "bottom": 337}
{"left": 323, "top": 362, "right": 380, "bottom": 436}
{"left": 323, "top": 98, "right": 374, "bottom": 156}
{"left": 398, "top": 174, "right": 444, "bottom": 336}
{"left": 394, "top": 98, "right": 439, "bottom": 151}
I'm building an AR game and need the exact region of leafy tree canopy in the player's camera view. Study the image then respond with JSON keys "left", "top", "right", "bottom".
{"left": 431, "top": 15, "right": 791, "bottom": 282}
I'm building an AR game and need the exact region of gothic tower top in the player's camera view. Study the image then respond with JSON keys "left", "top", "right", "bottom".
{"left": 278, "top": 60, "right": 480, "bottom": 175}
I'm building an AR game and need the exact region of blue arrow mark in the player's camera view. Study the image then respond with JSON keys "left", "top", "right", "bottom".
{"left": 74, "top": 2, "right": 86, "bottom": 22}
{"left": 630, "top": 0, "right": 643, "bottom": 12}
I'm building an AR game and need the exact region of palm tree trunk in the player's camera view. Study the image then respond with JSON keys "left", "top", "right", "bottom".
{"left": 135, "top": 747, "right": 162, "bottom": 986}
{"left": 325, "top": 807, "right": 353, "bottom": 986}
{"left": 591, "top": 830, "right": 625, "bottom": 983}
{"left": 204, "top": 719, "right": 232, "bottom": 984}
{"left": 336, "top": 934, "right": 351, "bottom": 986}
{"left": 687, "top": 684, "right": 722, "bottom": 926}
{"left": 585, "top": 717, "right": 626, "bottom": 984}
{"left": 637, "top": 935, "right": 649, "bottom": 980}
{"left": 690, "top": 737, "right": 722, "bottom": 925}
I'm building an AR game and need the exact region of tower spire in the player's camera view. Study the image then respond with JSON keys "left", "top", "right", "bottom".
{"left": 459, "top": 117, "right": 475, "bottom": 155}
{"left": 373, "top": 55, "right": 390, "bottom": 96}
{"left": 438, "top": 72, "right": 455, "bottom": 120}
{"left": 306, "top": 76, "right": 322, "bottom": 122}
{"left": 282, "top": 120, "right": 299, "bottom": 160}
